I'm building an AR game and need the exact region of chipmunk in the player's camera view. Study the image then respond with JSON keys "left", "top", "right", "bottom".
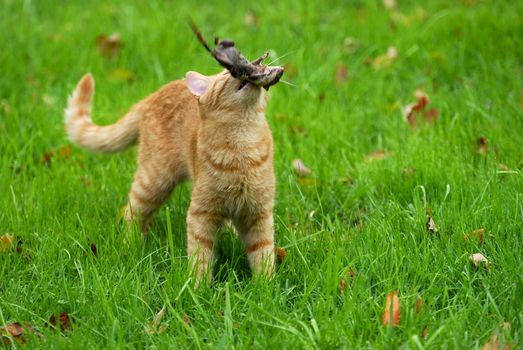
{"left": 65, "top": 31, "right": 284, "bottom": 283}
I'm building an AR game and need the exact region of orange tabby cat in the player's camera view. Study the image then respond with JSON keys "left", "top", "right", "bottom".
{"left": 65, "top": 69, "right": 282, "bottom": 282}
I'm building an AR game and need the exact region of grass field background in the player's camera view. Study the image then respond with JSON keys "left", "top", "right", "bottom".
{"left": 1, "top": 0, "right": 522, "bottom": 348}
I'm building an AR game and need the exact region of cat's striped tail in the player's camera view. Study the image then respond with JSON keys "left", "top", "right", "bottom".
{"left": 64, "top": 73, "right": 140, "bottom": 153}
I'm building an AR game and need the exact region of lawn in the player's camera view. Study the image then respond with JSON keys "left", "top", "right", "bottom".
{"left": 1, "top": 0, "right": 522, "bottom": 348}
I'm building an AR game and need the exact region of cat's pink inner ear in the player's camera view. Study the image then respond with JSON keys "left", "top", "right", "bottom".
{"left": 186, "top": 71, "right": 210, "bottom": 97}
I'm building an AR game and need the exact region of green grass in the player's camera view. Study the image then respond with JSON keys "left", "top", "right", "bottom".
{"left": 1, "top": 0, "right": 522, "bottom": 348}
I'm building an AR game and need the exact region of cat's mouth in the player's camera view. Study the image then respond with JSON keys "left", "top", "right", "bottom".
{"left": 238, "top": 66, "right": 285, "bottom": 91}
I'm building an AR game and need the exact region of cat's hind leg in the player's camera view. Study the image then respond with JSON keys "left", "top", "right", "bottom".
{"left": 123, "top": 158, "right": 186, "bottom": 237}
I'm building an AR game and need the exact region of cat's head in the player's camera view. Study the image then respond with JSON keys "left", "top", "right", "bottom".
{"left": 185, "top": 69, "right": 282, "bottom": 115}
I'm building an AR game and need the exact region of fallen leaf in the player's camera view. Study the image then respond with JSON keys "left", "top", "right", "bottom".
{"left": 382, "top": 291, "right": 400, "bottom": 327}
{"left": 468, "top": 253, "right": 489, "bottom": 269}
{"left": 426, "top": 216, "right": 438, "bottom": 234}
{"left": 339, "top": 268, "right": 356, "bottom": 292}
{"left": 48, "top": 312, "right": 72, "bottom": 333}
{"left": 383, "top": 0, "right": 396, "bottom": 9}
{"left": 477, "top": 137, "right": 488, "bottom": 155}
{"left": 0, "top": 234, "right": 15, "bottom": 253}
{"left": 339, "top": 278, "right": 347, "bottom": 292}
{"left": 1, "top": 99, "right": 11, "bottom": 115}
{"left": 96, "top": 33, "right": 124, "bottom": 58}
{"left": 364, "top": 149, "right": 393, "bottom": 162}
{"left": 336, "top": 64, "right": 348, "bottom": 86}
{"left": 424, "top": 108, "right": 439, "bottom": 122}
{"left": 38, "top": 145, "right": 73, "bottom": 167}
{"left": 244, "top": 10, "right": 259, "bottom": 27}
{"left": 464, "top": 228, "right": 485, "bottom": 245}
{"left": 182, "top": 313, "right": 190, "bottom": 325}
{"left": 6, "top": 323, "right": 24, "bottom": 337}
{"left": 42, "top": 94, "right": 56, "bottom": 106}
{"left": 343, "top": 37, "right": 358, "bottom": 54}
{"left": 421, "top": 326, "right": 428, "bottom": 339}
{"left": 405, "top": 90, "right": 432, "bottom": 128}
{"left": 292, "top": 159, "right": 311, "bottom": 177}
{"left": 144, "top": 307, "right": 168, "bottom": 335}
{"left": 90, "top": 243, "right": 98, "bottom": 256}
{"left": 415, "top": 296, "right": 423, "bottom": 313}
{"left": 108, "top": 68, "right": 135, "bottom": 83}
{"left": 0, "top": 322, "right": 41, "bottom": 345}
{"left": 59, "top": 145, "right": 72, "bottom": 159}
{"left": 402, "top": 167, "right": 416, "bottom": 177}
{"left": 372, "top": 46, "right": 398, "bottom": 70}
{"left": 276, "top": 247, "right": 287, "bottom": 262}
{"left": 481, "top": 322, "right": 511, "bottom": 350}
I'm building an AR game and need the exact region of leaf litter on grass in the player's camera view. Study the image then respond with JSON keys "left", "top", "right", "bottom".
{"left": 0, "top": 322, "right": 42, "bottom": 345}
{"left": 382, "top": 291, "right": 400, "bottom": 327}
{"left": 404, "top": 89, "right": 439, "bottom": 128}
{"left": 468, "top": 253, "right": 489, "bottom": 269}
{"left": 292, "top": 159, "right": 311, "bottom": 177}
{"left": 144, "top": 307, "right": 168, "bottom": 335}
{"left": 47, "top": 312, "right": 73, "bottom": 333}
{"left": 464, "top": 228, "right": 485, "bottom": 245}
{"left": 96, "top": 32, "right": 124, "bottom": 58}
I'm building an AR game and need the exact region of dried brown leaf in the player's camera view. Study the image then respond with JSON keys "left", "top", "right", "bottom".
{"left": 90, "top": 243, "right": 98, "bottom": 256}
{"left": 292, "top": 159, "right": 311, "bottom": 177}
{"left": 364, "top": 149, "right": 393, "bottom": 162}
{"left": 343, "top": 37, "right": 358, "bottom": 54}
{"left": 426, "top": 216, "right": 438, "bottom": 234}
{"left": 415, "top": 296, "right": 423, "bottom": 314}
{"left": 339, "top": 268, "right": 356, "bottom": 292}
{"left": 276, "top": 247, "right": 287, "bottom": 262}
{"left": 48, "top": 312, "right": 72, "bottom": 333}
{"left": 383, "top": 0, "right": 396, "bottom": 9}
{"left": 144, "top": 307, "right": 168, "bottom": 335}
{"left": 372, "top": 47, "right": 398, "bottom": 70}
{"left": 382, "top": 291, "right": 400, "bottom": 327}
{"left": 96, "top": 33, "right": 124, "bottom": 58}
{"left": 424, "top": 108, "right": 439, "bottom": 123}
{"left": 402, "top": 167, "right": 416, "bottom": 177}
{"left": 469, "top": 253, "right": 489, "bottom": 269}
{"left": 42, "top": 94, "right": 56, "bottom": 106}
{"left": 0, "top": 234, "right": 15, "bottom": 253}
{"left": 405, "top": 90, "right": 432, "bottom": 128}
{"left": 481, "top": 322, "right": 511, "bottom": 350}
{"left": 1, "top": 99, "right": 11, "bottom": 115}
{"left": 477, "top": 137, "right": 488, "bottom": 155}
{"left": 108, "top": 68, "right": 135, "bottom": 83}
{"left": 421, "top": 326, "right": 428, "bottom": 339}
{"left": 336, "top": 64, "right": 348, "bottom": 86}
{"left": 339, "top": 278, "right": 347, "bottom": 292}
{"left": 244, "top": 10, "right": 259, "bottom": 27}
{"left": 6, "top": 323, "right": 24, "bottom": 337}
{"left": 464, "top": 228, "right": 485, "bottom": 245}
{"left": 182, "top": 313, "right": 190, "bottom": 325}
{"left": 59, "top": 145, "right": 72, "bottom": 159}
{"left": 1, "top": 322, "right": 41, "bottom": 345}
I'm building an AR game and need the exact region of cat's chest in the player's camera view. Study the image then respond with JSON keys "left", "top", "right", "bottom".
{"left": 199, "top": 132, "right": 272, "bottom": 174}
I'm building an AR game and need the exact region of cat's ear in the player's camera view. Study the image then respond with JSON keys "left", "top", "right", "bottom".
{"left": 186, "top": 71, "right": 211, "bottom": 97}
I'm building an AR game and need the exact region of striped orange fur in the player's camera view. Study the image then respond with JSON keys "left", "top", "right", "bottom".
{"left": 65, "top": 70, "right": 276, "bottom": 284}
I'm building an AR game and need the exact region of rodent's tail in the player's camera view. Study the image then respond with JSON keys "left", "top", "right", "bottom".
{"left": 64, "top": 73, "right": 140, "bottom": 153}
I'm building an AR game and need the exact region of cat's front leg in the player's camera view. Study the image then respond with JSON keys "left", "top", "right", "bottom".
{"left": 237, "top": 210, "right": 275, "bottom": 277}
{"left": 186, "top": 204, "right": 221, "bottom": 286}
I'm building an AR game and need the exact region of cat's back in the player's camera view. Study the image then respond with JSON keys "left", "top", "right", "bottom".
{"left": 139, "top": 80, "right": 198, "bottom": 124}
